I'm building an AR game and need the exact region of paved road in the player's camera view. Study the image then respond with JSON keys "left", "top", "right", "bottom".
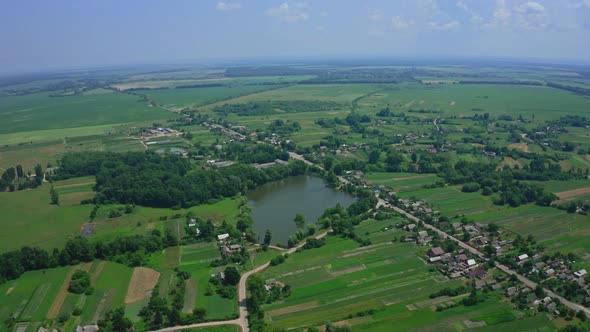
{"left": 376, "top": 196, "right": 590, "bottom": 317}
{"left": 152, "top": 230, "right": 331, "bottom": 332}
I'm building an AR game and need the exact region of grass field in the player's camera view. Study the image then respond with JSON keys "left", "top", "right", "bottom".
{"left": 0, "top": 174, "right": 240, "bottom": 251}
{"left": 0, "top": 91, "right": 175, "bottom": 145}
{"left": 141, "top": 85, "right": 281, "bottom": 109}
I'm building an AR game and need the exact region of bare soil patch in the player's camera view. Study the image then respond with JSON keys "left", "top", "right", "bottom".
{"left": 6, "top": 286, "right": 14, "bottom": 294}
{"left": 125, "top": 267, "right": 160, "bottom": 304}
{"left": 556, "top": 186, "right": 590, "bottom": 200}
{"left": 450, "top": 101, "right": 456, "bottom": 106}
{"left": 508, "top": 142, "right": 529, "bottom": 152}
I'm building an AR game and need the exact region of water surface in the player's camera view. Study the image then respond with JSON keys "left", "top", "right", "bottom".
{"left": 247, "top": 175, "right": 356, "bottom": 245}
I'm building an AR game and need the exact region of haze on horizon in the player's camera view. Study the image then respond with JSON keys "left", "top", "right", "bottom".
{"left": 1, "top": 0, "right": 590, "bottom": 74}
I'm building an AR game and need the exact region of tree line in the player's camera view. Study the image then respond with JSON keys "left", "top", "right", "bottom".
{"left": 50, "top": 151, "right": 308, "bottom": 209}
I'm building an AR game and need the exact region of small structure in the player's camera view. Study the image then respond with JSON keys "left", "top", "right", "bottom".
{"left": 428, "top": 247, "right": 445, "bottom": 257}
{"left": 217, "top": 233, "right": 230, "bottom": 241}
{"left": 574, "top": 269, "right": 587, "bottom": 278}
{"left": 517, "top": 254, "right": 529, "bottom": 262}
{"left": 418, "top": 231, "right": 428, "bottom": 238}
{"left": 188, "top": 219, "right": 197, "bottom": 227}
{"left": 467, "top": 259, "right": 476, "bottom": 267}
{"left": 76, "top": 325, "right": 99, "bottom": 332}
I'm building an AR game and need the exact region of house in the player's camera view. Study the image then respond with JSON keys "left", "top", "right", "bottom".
{"left": 188, "top": 219, "right": 197, "bottom": 227}
{"left": 474, "top": 280, "right": 487, "bottom": 289}
{"left": 467, "top": 268, "right": 487, "bottom": 279}
{"left": 467, "top": 259, "right": 476, "bottom": 267}
{"left": 456, "top": 254, "right": 468, "bottom": 262}
{"left": 574, "top": 269, "right": 587, "bottom": 278}
{"left": 406, "top": 224, "right": 417, "bottom": 231}
{"left": 221, "top": 244, "right": 242, "bottom": 256}
{"left": 76, "top": 325, "right": 99, "bottom": 332}
{"left": 517, "top": 254, "right": 529, "bottom": 262}
{"left": 217, "top": 233, "right": 230, "bottom": 241}
{"left": 429, "top": 256, "right": 442, "bottom": 263}
{"left": 505, "top": 287, "right": 518, "bottom": 297}
{"left": 428, "top": 247, "right": 445, "bottom": 257}
{"left": 418, "top": 231, "right": 428, "bottom": 238}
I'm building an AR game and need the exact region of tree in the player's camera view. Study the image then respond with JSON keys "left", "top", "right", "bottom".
{"left": 16, "top": 165, "right": 24, "bottom": 178}
{"left": 98, "top": 307, "right": 132, "bottom": 332}
{"left": 34, "top": 164, "right": 43, "bottom": 185}
{"left": 50, "top": 186, "right": 59, "bottom": 205}
{"left": 68, "top": 270, "right": 90, "bottom": 294}
{"left": 368, "top": 149, "right": 381, "bottom": 164}
{"left": 224, "top": 266, "right": 240, "bottom": 286}
{"left": 294, "top": 213, "right": 305, "bottom": 229}
{"left": 263, "top": 229, "right": 272, "bottom": 246}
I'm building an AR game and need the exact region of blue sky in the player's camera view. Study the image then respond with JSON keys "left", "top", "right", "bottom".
{"left": 1, "top": 0, "right": 589, "bottom": 74}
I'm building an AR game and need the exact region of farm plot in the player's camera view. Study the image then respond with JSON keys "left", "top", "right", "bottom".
{"left": 177, "top": 243, "right": 238, "bottom": 320}
{"left": 140, "top": 85, "right": 278, "bottom": 109}
{"left": 365, "top": 172, "right": 442, "bottom": 193}
{"left": 260, "top": 220, "right": 555, "bottom": 331}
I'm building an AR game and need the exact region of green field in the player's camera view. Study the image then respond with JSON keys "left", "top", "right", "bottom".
{"left": 365, "top": 172, "right": 442, "bottom": 193}
{"left": 0, "top": 91, "right": 174, "bottom": 144}
{"left": 141, "top": 85, "right": 281, "bottom": 109}
{"left": 258, "top": 219, "right": 553, "bottom": 331}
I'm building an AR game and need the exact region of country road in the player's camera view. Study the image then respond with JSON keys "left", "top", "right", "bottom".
{"left": 169, "top": 123, "right": 590, "bottom": 330}
{"left": 152, "top": 230, "right": 331, "bottom": 332}
{"left": 376, "top": 196, "right": 590, "bottom": 317}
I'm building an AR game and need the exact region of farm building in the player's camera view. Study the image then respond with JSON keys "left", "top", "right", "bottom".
{"left": 428, "top": 247, "right": 444, "bottom": 257}
{"left": 217, "top": 233, "right": 230, "bottom": 241}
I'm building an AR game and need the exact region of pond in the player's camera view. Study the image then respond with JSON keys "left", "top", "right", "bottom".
{"left": 247, "top": 175, "right": 357, "bottom": 245}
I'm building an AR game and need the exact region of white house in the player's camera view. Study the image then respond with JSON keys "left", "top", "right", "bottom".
{"left": 574, "top": 269, "right": 587, "bottom": 278}
{"left": 217, "top": 233, "right": 230, "bottom": 241}
{"left": 467, "top": 259, "right": 476, "bottom": 267}
{"left": 517, "top": 254, "right": 529, "bottom": 261}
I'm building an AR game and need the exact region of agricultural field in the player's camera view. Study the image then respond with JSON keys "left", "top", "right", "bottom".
{"left": 365, "top": 172, "right": 442, "bottom": 193}
{"left": 140, "top": 85, "right": 282, "bottom": 109}
{"left": 0, "top": 261, "right": 142, "bottom": 332}
{"left": 0, "top": 90, "right": 175, "bottom": 144}
{"left": 258, "top": 219, "right": 555, "bottom": 331}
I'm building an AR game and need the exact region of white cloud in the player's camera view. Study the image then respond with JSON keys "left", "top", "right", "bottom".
{"left": 513, "top": 1, "right": 547, "bottom": 30}
{"left": 568, "top": 0, "right": 590, "bottom": 8}
{"left": 428, "top": 20, "right": 460, "bottom": 30}
{"left": 391, "top": 16, "right": 410, "bottom": 29}
{"left": 216, "top": 2, "right": 242, "bottom": 11}
{"left": 494, "top": 0, "right": 511, "bottom": 23}
{"left": 265, "top": 2, "right": 309, "bottom": 22}
{"left": 514, "top": 1, "right": 545, "bottom": 14}
{"left": 368, "top": 9, "right": 383, "bottom": 22}
{"left": 456, "top": 1, "right": 469, "bottom": 12}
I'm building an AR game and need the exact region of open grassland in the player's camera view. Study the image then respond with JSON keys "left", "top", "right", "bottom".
{"left": 0, "top": 91, "right": 174, "bottom": 135}
{"left": 259, "top": 219, "right": 550, "bottom": 331}
{"left": 397, "top": 185, "right": 495, "bottom": 216}
{"left": 0, "top": 182, "right": 93, "bottom": 251}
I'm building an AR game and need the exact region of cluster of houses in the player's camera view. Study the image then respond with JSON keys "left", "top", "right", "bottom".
{"left": 141, "top": 127, "right": 178, "bottom": 138}
{"left": 216, "top": 233, "right": 243, "bottom": 257}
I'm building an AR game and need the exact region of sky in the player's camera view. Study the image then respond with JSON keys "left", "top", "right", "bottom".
{"left": 1, "top": 0, "right": 590, "bottom": 74}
